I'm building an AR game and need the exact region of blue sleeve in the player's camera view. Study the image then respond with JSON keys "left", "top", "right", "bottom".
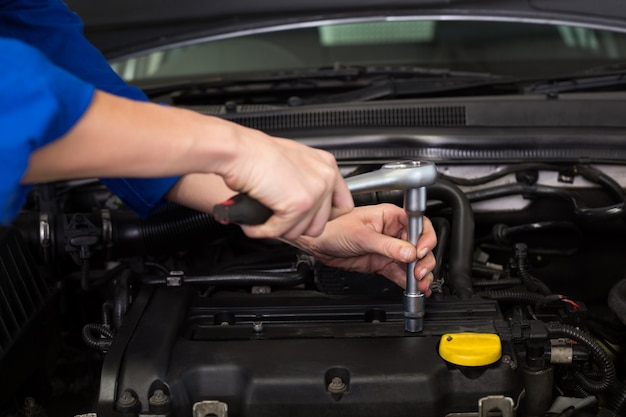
{"left": 0, "top": 38, "right": 95, "bottom": 224}
{"left": 0, "top": 0, "right": 180, "bottom": 219}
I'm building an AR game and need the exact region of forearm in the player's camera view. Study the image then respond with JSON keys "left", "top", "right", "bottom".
{"left": 22, "top": 90, "right": 239, "bottom": 183}
{"left": 165, "top": 173, "right": 236, "bottom": 213}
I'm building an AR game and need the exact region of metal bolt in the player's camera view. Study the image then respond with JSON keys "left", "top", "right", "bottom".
{"left": 251, "top": 286, "right": 271, "bottom": 294}
{"left": 149, "top": 390, "right": 169, "bottom": 407}
{"left": 116, "top": 391, "right": 138, "bottom": 409}
{"left": 501, "top": 355, "right": 518, "bottom": 370}
{"left": 328, "top": 377, "right": 347, "bottom": 394}
{"left": 253, "top": 322, "right": 264, "bottom": 333}
{"left": 149, "top": 389, "right": 171, "bottom": 414}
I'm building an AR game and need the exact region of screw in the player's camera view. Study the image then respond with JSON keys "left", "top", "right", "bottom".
{"left": 116, "top": 390, "right": 138, "bottom": 409}
{"left": 149, "top": 389, "right": 171, "bottom": 414}
{"left": 501, "top": 355, "right": 518, "bottom": 370}
{"left": 328, "top": 377, "right": 347, "bottom": 394}
{"left": 253, "top": 322, "right": 264, "bottom": 333}
{"left": 149, "top": 390, "right": 169, "bottom": 407}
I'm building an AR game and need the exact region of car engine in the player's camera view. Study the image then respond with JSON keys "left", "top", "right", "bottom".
{"left": 3, "top": 104, "right": 626, "bottom": 417}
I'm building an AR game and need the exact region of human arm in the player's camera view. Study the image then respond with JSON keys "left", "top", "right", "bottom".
{"left": 22, "top": 89, "right": 353, "bottom": 239}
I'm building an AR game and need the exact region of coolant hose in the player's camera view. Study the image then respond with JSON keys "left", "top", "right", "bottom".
{"left": 548, "top": 323, "right": 616, "bottom": 394}
{"left": 428, "top": 179, "right": 474, "bottom": 299}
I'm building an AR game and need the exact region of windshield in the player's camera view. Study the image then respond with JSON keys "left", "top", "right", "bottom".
{"left": 111, "top": 20, "right": 626, "bottom": 82}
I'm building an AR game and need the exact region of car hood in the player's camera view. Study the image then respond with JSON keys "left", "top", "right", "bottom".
{"left": 67, "top": 0, "right": 626, "bottom": 58}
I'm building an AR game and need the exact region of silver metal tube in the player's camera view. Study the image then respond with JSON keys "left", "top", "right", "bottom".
{"left": 403, "top": 187, "right": 427, "bottom": 332}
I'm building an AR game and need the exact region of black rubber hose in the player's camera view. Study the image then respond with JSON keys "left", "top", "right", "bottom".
{"left": 430, "top": 217, "right": 450, "bottom": 283}
{"left": 142, "top": 260, "right": 312, "bottom": 287}
{"left": 577, "top": 165, "right": 626, "bottom": 203}
{"left": 429, "top": 217, "right": 450, "bottom": 298}
{"left": 112, "top": 203, "right": 234, "bottom": 256}
{"left": 428, "top": 179, "right": 474, "bottom": 300}
{"left": 142, "top": 270, "right": 307, "bottom": 287}
{"left": 113, "top": 269, "right": 131, "bottom": 330}
{"left": 465, "top": 183, "right": 624, "bottom": 220}
{"left": 548, "top": 323, "right": 617, "bottom": 394}
{"left": 82, "top": 323, "right": 114, "bottom": 351}
{"left": 439, "top": 163, "right": 559, "bottom": 186}
{"left": 514, "top": 243, "right": 552, "bottom": 295}
{"left": 492, "top": 221, "right": 582, "bottom": 248}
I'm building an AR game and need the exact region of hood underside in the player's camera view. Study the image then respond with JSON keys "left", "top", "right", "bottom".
{"left": 66, "top": 0, "right": 626, "bottom": 58}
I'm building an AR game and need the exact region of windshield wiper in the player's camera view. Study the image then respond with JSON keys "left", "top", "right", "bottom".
{"left": 523, "top": 66, "right": 626, "bottom": 95}
{"left": 142, "top": 65, "right": 507, "bottom": 104}
{"left": 300, "top": 70, "right": 514, "bottom": 104}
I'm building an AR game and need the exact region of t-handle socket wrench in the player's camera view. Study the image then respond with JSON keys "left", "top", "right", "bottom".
{"left": 343, "top": 160, "right": 437, "bottom": 332}
{"left": 213, "top": 160, "right": 438, "bottom": 332}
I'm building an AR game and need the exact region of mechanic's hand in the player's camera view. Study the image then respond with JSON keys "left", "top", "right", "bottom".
{"left": 288, "top": 203, "right": 437, "bottom": 295}
{"left": 218, "top": 125, "right": 354, "bottom": 240}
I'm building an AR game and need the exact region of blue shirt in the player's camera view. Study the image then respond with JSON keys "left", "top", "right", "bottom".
{"left": 0, "top": 0, "right": 180, "bottom": 224}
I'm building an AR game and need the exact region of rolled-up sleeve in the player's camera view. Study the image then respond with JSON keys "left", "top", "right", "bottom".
{"left": 0, "top": 38, "right": 95, "bottom": 223}
{"left": 0, "top": 0, "right": 180, "bottom": 219}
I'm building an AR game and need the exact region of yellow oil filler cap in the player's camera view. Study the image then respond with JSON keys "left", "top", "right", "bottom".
{"left": 439, "top": 333, "right": 502, "bottom": 367}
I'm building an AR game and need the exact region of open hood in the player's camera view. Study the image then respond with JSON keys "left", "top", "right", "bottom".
{"left": 67, "top": 0, "right": 626, "bottom": 58}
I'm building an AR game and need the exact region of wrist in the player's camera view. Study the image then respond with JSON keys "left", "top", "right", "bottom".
{"left": 192, "top": 116, "right": 245, "bottom": 177}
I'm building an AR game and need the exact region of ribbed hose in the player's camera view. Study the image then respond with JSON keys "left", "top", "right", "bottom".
{"left": 548, "top": 323, "right": 616, "bottom": 394}
{"left": 82, "top": 323, "right": 114, "bottom": 351}
{"left": 481, "top": 289, "right": 547, "bottom": 304}
{"left": 139, "top": 204, "right": 230, "bottom": 253}
{"left": 607, "top": 381, "right": 626, "bottom": 416}
{"left": 112, "top": 203, "right": 232, "bottom": 256}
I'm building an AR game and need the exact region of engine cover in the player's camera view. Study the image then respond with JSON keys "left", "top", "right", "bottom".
{"left": 96, "top": 286, "right": 520, "bottom": 417}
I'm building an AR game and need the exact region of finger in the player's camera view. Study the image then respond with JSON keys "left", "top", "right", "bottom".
{"left": 360, "top": 231, "right": 417, "bottom": 265}
{"left": 414, "top": 251, "right": 436, "bottom": 279}
{"left": 297, "top": 196, "right": 334, "bottom": 239}
{"left": 329, "top": 178, "right": 354, "bottom": 220}
{"left": 417, "top": 216, "right": 437, "bottom": 258}
{"left": 417, "top": 271, "right": 434, "bottom": 296}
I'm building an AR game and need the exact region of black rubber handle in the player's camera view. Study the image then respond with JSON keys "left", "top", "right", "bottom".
{"left": 213, "top": 193, "right": 273, "bottom": 225}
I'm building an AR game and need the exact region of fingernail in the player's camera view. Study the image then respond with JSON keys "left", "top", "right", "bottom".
{"left": 418, "top": 248, "right": 428, "bottom": 259}
{"left": 401, "top": 247, "right": 413, "bottom": 262}
{"left": 418, "top": 268, "right": 428, "bottom": 279}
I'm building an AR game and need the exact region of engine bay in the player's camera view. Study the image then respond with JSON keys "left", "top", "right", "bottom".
{"left": 3, "top": 154, "right": 626, "bottom": 417}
